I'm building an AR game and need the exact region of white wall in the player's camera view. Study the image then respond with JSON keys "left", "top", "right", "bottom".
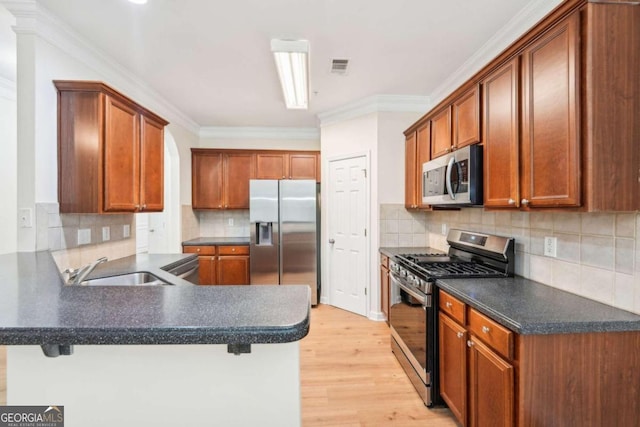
{"left": 0, "top": 91, "right": 17, "bottom": 255}
{"left": 320, "top": 112, "right": 378, "bottom": 317}
{"left": 377, "top": 111, "right": 422, "bottom": 204}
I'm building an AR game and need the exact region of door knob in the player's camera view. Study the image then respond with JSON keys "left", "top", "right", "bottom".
{"left": 329, "top": 239, "right": 335, "bottom": 244}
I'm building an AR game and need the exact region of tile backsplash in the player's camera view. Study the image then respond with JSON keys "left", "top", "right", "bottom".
{"left": 379, "top": 204, "right": 428, "bottom": 247}
{"left": 36, "top": 203, "right": 136, "bottom": 271}
{"left": 198, "top": 210, "right": 250, "bottom": 237}
{"left": 379, "top": 204, "right": 640, "bottom": 314}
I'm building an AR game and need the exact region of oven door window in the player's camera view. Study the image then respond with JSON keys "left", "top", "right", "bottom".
{"left": 389, "top": 278, "right": 427, "bottom": 372}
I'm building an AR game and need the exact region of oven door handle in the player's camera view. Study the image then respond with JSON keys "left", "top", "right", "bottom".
{"left": 445, "top": 155, "right": 455, "bottom": 200}
{"left": 389, "top": 272, "right": 427, "bottom": 305}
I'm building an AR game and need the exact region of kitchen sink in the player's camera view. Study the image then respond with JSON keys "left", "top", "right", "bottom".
{"left": 79, "top": 272, "right": 171, "bottom": 287}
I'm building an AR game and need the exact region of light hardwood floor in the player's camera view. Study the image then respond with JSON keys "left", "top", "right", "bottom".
{"left": 301, "top": 304, "right": 456, "bottom": 426}
{"left": 0, "top": 306, "right": 457, "bottom": 426}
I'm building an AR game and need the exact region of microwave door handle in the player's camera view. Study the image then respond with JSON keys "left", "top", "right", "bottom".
{"left": 445, "top": 156, "right": 455, "bottom": 200}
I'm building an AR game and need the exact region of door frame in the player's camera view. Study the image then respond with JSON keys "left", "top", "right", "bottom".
{"left": 322, "top": 151, "right": 371, "bottom": 317}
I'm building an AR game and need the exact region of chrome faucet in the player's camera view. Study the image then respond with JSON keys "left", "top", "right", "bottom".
{"left": 63, "top": 257, "right": 108, "bottom": 285}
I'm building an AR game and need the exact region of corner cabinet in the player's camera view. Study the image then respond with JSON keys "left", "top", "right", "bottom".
{"left": 55, "top": 81, "right": 168, "bottom": 214}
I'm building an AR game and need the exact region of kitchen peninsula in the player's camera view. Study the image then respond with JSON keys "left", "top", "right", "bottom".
{"left": 0, "top": 251, "right": 310, "bottom": 427}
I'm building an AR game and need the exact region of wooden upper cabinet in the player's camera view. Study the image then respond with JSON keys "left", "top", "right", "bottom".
{"left": 482, "top": 58, "right": 520, "bottom": 209}
{"left": 256, "top": 152, "right": 320, "bottom": 180}
{"left": 192, "top": 151, "right": 224, "bottom": 209}
{"left": 224, "top": 153, "right": 255, "bottom": 209}
{"left": 416, "top": 121, "right": 431, "bottom": 209}
{"left": 256, "top": 153, "right": 287, "bottom": 179}
{"left": 453, "top": 85, "right": 481, "bottom": 149}
{"left": 288, "top": 153, "right": 317, "bottom": 179}
{"left": 404, "top": 132, "right": 418, "bottom": 209}
{"left": 103, "top": 95, "right": 140, "bottom": 212}
{"left": 55, "top": 81, "right": 168, "bottom": 214}
{"left": 431, "top": 107, "right": 452, "bottom": 158}
{"left": 140, "top": 115, "right": 165, "bottom": 212}
{"left": 521, "top": 13, "right": 580, "bottom": 208}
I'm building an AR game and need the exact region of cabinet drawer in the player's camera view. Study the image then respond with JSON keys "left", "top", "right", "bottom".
{"left": 380, "top": 254, "right": 389, "bottom": 268}
{"left": 218, "top": 245, "right": 249, "bottom": 255}
{"left": 183, "top": 245, "right": 216, "bottom": 256}
{"left": 467, "top": 308, "right": 513, "bottom": 360}
{"left": 439, "top": 291, "right": 465, "bottom": 325}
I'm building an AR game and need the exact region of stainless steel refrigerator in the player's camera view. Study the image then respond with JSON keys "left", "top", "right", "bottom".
{"left": 250, "top": 179, "right": 318, "bottom": 305}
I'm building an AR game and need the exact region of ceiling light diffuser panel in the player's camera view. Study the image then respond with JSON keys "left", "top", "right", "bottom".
{"left": 271, "top": 39, "right": 309, "bottom": 109}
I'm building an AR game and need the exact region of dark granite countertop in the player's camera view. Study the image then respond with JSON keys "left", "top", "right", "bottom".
{"left": 436, "top": 277, "right": 640, "bottom": 335}
{"left": 379, "top": 247, "right": 640, "bottom": 335}
{"left": 182, "top": 237, "right": 250, "bottom": 246}
{"left": 0, "top": 252, "right": 310, "bottom": 347}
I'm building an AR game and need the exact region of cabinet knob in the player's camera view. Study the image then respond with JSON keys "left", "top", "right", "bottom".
{"left": 467, "top": 340, "right": 474, "bottom": 348}
{"left": 521, "top": 199, "right": 530, "bottom": 206}
{"left": 225, "top": 205, "right": 228, "bottom": 208}
{"left": 508, "top": 198, "right": 515, "bottom": 205}
{"left": 196, "top": 248, "right": 201, "bottom": 252}
{"left": 282, "top": 175, "right": 285, "bottom": 179}
{"left": 231, "top": 248, "right": 235, "bottom": 252}
{"left": 445, "top": 302, "right": 452, "bottom": 308}
{"left": 482, "top": 326, "right": 491, "bottom": 334}
{"left": 218, "top": 205, "right": 222, "bottom": 208}
{"left": 142, "top": 204, "right": 147, "bottom": 210}
{"left": 135, "top": 204, "right": 140, "bottom": 209}
{"left": 456, "top": 332, "right": 464, "bottom": 339}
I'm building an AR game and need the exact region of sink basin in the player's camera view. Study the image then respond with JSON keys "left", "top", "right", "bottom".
{"left": 79, "top": 272, "right": 171, "bottom": 286}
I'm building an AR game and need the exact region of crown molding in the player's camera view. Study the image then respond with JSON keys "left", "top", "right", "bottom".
{"left": 1, "top": 0, "right": 200, "bottom": 134}
{"left": 200, "top": 126, "right": 320, "bottom": 140}
{"left": 0, "top": 75, "right": 16, "bottom": 100}
{"left": 429, "top": 0, "right": 563, "bottom": 106}
{"left": 317, "top": 94, "right": 431, "bottom": 126}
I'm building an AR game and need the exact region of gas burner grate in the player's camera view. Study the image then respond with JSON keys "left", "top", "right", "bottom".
{"left": 417, "top": 261, "right": 502, "bottom": 277}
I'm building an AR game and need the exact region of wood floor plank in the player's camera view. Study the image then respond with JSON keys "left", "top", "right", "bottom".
{"left": 301, "top": 304, "right": 456, "bottom": 426}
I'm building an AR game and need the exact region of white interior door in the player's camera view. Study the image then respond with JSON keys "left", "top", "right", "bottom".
{"left": 327, "top": 155, "right": 368, "bottom": 316}
{"left": 135, "top": 213, "right": 149, "bottom": 254}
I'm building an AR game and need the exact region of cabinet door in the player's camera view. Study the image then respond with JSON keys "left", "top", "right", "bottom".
{"left": 405, "top": 132, "right": 418, "bottom": 209}
{"left": 416, "top": 122, "right": 431, "bottom": 209}
{"left": 140, "top": 115, "right": 164, "bottom": 212}
{"left": 468, "top": 336, "right": 514, "bottom": 427}
{"left": 256, "top": 153, "right": 287, "bottom": 179}
{"left": 192, "top": 151, "right": 224, "bottom": 209}
{"left": 380, "top": 264, "right": 389, "bottom": 322}
{"left": 483, "top": 58, "right": 520, "bottom": 208}
{"left": 104, "top": 95, "right": 140, "bottom": 212}
{"left": 521, "top": 13, "right": 580, "bottom": 208}
{"left": 224, "top": 153, "right": 255, "bottom": 209}
{"left": 217, "top": 256, "right": 250, "bottom": 285}
{"left": 431, "top": 107, "right": 452, "bottom": 158}
{"left": 453, "top": 85, "right": 481, "bottom": 149}
{"left": 198, "top": 256, "right": 217, "bottom": 285}
{"left": 289, "top": 153, "right": 317, "bottom": 180}
{"left": 439, "top": 313, "right": 467, "bottom": 426}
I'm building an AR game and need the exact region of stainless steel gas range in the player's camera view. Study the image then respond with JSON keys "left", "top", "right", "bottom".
{"left": 388, "top": 229, "right": 515, "bottom": 407}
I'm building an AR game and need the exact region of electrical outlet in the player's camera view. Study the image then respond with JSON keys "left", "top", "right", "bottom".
{"left": 78, "top": 229, "right": 91, "bottom": 245}
{"left": 441, "top": 223, "right": 448, "bottom": 236}
{"left": 123, "top": 224, "right": 131, "bottom": 238}
{"left": 544, "top": 236, "right": 557, "bottom": 258}
{"left": 228, "top": 218, "right": 234, "bottom": 226}
{"left": 102, "top": 226, "right": 110, "bottom": 241}
{"left": 19, "top": 208, "right": 33, "bottom": 228}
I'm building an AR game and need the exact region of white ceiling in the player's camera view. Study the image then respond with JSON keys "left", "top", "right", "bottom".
{"left": 37, "top": 0, "right": 536, "bottom": 128}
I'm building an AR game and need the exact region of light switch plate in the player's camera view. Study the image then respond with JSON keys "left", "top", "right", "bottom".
{"left": 78, "top": 229, "right": 91, "bottom": 245}
{"left": 102, "top": 226, "right": 110, "bottom": 241}
{"left": 123, "top": 224, "right": 131, "bottom": 238}
{"left": 228, "top": 218, "right": 234, "bottom": 226}
{"left": 544, "top": 236, "right": 557, "bottom": 258}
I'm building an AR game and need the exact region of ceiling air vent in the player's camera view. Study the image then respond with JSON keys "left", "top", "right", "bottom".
{"left": 330, "top": 59, "right": 349, "bottom": 75}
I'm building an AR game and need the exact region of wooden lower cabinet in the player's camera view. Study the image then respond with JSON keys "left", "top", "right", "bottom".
{"left": 380, "top": 254, "right": 390, "bottom": 323}
{"left": 439, "top": 312, "right": 467, "bottom": 425}
{"left": 468, "top": 336, "right": 514, "bottom": 427}
{"left": 183, "top": 245, "right": 249, "bottom": 285}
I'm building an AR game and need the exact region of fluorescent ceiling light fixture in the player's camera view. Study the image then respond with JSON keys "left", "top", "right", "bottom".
{"left": 128, "top": 0, "right": 148, "bottom": 4}
{"left": 271, "top": 39, "right": 309, "bottom": 110}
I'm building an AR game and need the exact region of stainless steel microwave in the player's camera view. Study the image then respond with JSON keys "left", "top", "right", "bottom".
{"left": 422, "top": 144, "right": 483, "bottom": 206}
